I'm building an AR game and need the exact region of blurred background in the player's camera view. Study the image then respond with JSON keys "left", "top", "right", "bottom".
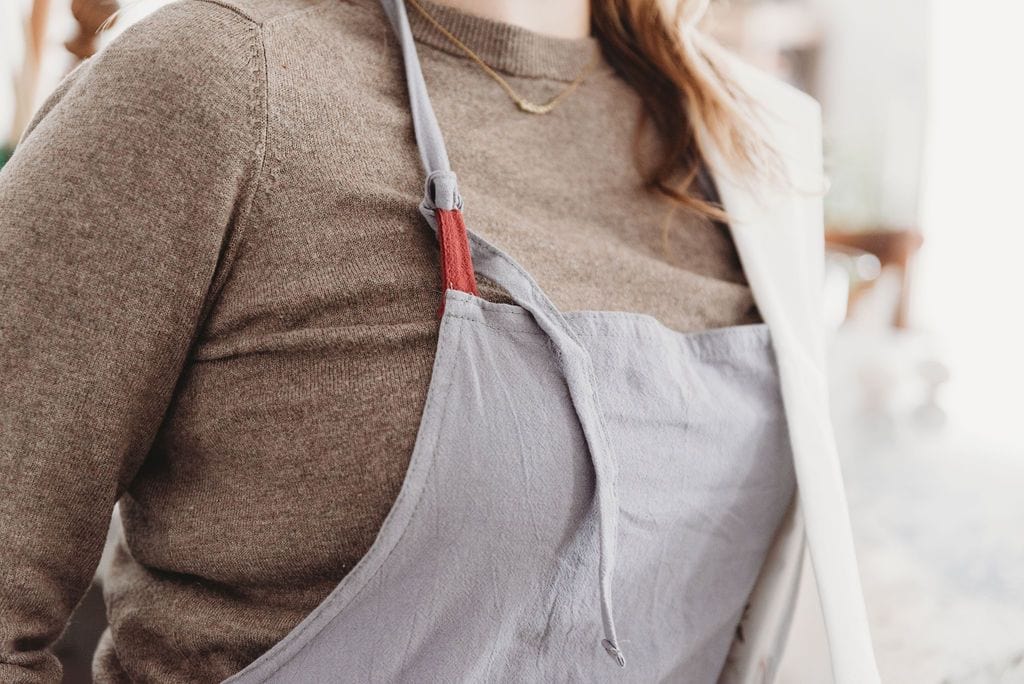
{"left": 707, "top": 2, "right": 1024, "bottom": 681}
{"left": 2, "top": 0, "right": 1022, "bottom": 681}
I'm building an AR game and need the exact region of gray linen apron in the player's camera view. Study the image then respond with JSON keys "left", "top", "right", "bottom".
{"left": 224, "top": 0, "right": 796, "bottom": 680}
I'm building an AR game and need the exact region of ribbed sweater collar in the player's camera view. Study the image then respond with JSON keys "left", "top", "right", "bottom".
{"left": 353, "top": 0, "right": 604, "bottom": 82}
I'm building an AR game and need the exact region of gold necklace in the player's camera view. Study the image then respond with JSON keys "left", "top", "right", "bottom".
{"left": 405, "top": 0, "right": 600, "bottom": 115}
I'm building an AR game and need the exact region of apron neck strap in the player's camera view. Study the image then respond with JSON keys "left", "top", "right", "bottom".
{"left": 380, "top": 0, "right": 477, "bottom": 317}
{"left": 379, "top": 0, "right": 461, "bottom": 212}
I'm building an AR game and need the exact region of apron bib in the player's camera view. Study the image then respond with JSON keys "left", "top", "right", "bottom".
{"left": 225, "top": 1, "right": 796, "bottom": 680}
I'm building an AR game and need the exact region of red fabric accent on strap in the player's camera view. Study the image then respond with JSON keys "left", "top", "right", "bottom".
{"left": 435, "top": 208, "right": 479, "bottom": 317}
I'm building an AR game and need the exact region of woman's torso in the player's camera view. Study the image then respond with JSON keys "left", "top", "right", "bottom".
{"left": 97, "top": 0, "right": 765, "bottom": 680}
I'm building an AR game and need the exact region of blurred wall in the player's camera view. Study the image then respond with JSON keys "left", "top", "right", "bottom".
{"left": 807, "top": 0, "right": 930, "bottom": 229}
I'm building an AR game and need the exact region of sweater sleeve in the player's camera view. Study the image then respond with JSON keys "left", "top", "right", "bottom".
{"left": 0, "top": 2, "right": 266, "bottom": 679}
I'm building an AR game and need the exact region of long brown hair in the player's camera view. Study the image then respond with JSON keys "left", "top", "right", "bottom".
{"left": 591, "top": 0, "right": 767, "bottom": 221}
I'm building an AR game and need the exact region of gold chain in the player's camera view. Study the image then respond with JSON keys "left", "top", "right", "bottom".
{"left": 405, "top": 0, "right": 600, "bottom": 115}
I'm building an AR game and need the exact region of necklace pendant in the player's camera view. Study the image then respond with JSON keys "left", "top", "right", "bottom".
{"left": 407, "top": 0, "right": 596, "bottom": 116}
{"left": 516, "top": 100, "right": 555, "bottom": 115}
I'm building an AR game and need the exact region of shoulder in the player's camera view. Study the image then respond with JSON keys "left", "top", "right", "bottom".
{"left": 20, "top": 0, "right": 274, "bottom": 165}
{"left": 95, "top": 0, "right": 339, "bottom": 70}
{"left": 110, "top": 0, "right": 387, "bottom": 86}
{"left": 108, "top": 0, "right": 259, "bottom": 55}
{"left": 70, "top": 1, "right": 265, "bottom": 106}
{"left": 41, "top": 0, "right": 281, "bottom": 125}
{"left": 138, "top": 0, "right": 332, "bottom": 27}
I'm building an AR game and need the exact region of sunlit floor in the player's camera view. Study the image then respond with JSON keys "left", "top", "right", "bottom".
{"left": 836, "top": 386, "right": 1024, "bottom": 682}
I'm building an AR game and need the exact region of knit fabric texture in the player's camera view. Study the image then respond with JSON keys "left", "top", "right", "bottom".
{"left": 0, "top": 0, "right": 760, "bottom": 680}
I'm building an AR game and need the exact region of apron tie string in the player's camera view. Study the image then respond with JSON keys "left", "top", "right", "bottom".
{"left": 577, "top": 356, "right": 626, "bottom": 668}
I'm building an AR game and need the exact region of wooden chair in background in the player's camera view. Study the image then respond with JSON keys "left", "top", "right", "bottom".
{"left": 826, "top": 228, "right": 925, "bottom": 329}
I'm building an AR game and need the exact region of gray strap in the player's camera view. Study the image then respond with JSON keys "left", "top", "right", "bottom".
{"left": 379, "top": 0, "right": 461, "bottom": 212}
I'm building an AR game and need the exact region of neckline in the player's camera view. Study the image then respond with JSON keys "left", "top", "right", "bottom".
{"left": 355, "top": 0, "right": 606, "bottom": 82}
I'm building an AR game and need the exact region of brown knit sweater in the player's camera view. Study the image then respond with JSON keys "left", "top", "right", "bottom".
{"left": 0, "top": 0, "right": 760, "bottom": 680}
